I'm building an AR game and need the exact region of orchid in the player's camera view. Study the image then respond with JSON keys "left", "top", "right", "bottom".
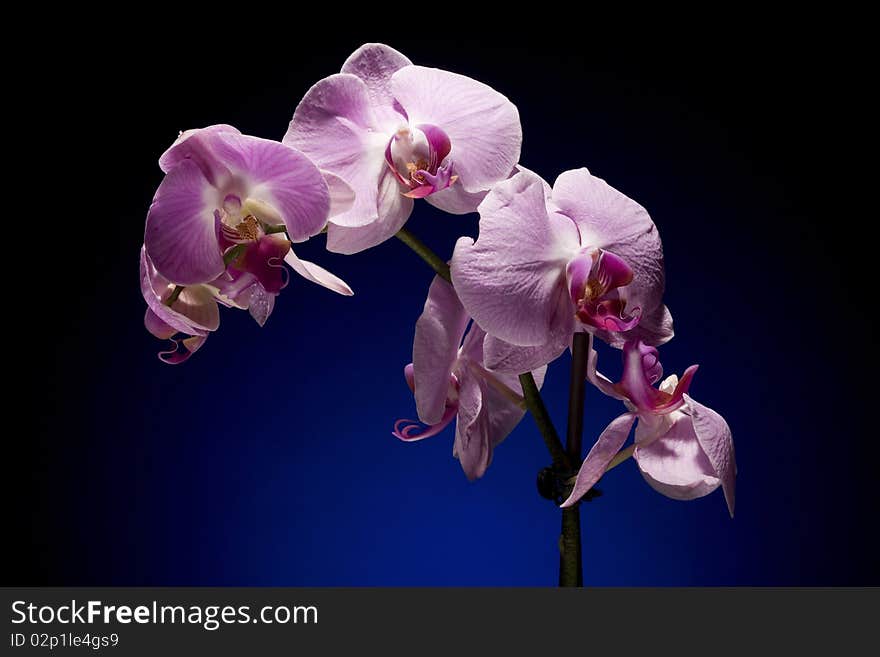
{"left": 136, "top": 46, "right": 737, "bottom": 587}
{"left": 451, "top": 168, "right": 673, "bottom": 374}
{"left": 141, "top": 125, "right": 354, "bottom": 361}
{"left": 560, "top": 338, "right": 736, "bottom": 517}
{"left": 284, "top": 43, "right": 521, "bottom": 255}
{"left": 393, "top": 277, "right": 546, "bottom": 480}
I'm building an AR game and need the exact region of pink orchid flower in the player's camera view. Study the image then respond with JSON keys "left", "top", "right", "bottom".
{"left": 451, "top": 168, "right": 673, "bottom": 374}
{"left": 284, "top": 43, "right": 522, "bottom": 255}
{"left": 142, "top": 125, "right": 354, "bottom": 361}
{"left": 393, "top": 277, "right": 546, "bottom": 480}
{"left": 560, "top": 338, "right": 736, "bottom": 517}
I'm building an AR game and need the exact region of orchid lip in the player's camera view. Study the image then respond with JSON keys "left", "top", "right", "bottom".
{"left": 385, "top": 123, "right": 457, "bottom": 198}
{"left": 567, "top": 248, "right": 640, "bottom": 333}
{"left": 393, "top": 403, "right": 458, "bottom": 441}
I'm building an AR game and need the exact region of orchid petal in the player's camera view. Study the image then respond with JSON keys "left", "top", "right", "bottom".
{"left": 209, "top": 133, "right": 330, "bottom": 241}
{"left": 687, "top": 395, "right": 736, "bottom": 517}
{"left": 283, "top": 250, "right": 353, "bottom": 296}
{"left": 158, "top": 124, "right": 241, "bottom": 184}
{"left": 144, "top": 159, "right": 224, "bottom": 285}
{"left": 325, "top": 167, "right": 413, "bottom": 254}
{"left": 552, "top": 168, "right": 670, "bottom": 347}
{"left": 413, "top": 276, "right": 470, "bottom": 425}
{"left": 560, "top": 413, "right": 636, "bottom": 508}
{"left": 321, "top": 170, "right": 356, "bottom": 218}
{"left": 482, "top": 316, "right": 571, "bottom": 373}
{"left": 341, "top": 43, "right": 412, "bottom": 121}
{"left": 139, "top": 247, "right": 219, "bottom": 335}
{"left": 451, "top": 170, "right": 580, "bottom": 347}
{"left": 453, "top": 374, "right": 491, "bottom": 480}
{"left": 285, "top": 73, "right": 399, "bottom": 229}
{"left": 425, "top": 182, "right": 488, "bottom": 214}
{"left": 633, "top": 409, "right": 725, "bottom": 508}
{"left": 391, "top": 66, "right": 521, "bottom": 193}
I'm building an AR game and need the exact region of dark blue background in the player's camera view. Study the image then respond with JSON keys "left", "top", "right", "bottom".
{"left": 14, "top": 32, "right": 876, "bottom": 585}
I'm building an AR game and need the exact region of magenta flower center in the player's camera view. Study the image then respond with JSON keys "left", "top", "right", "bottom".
{"left": 566, "top": 248, "right": 641, "bottom": 332}
{"left": 385, "top": 124, "right": 458, "bottom": 199}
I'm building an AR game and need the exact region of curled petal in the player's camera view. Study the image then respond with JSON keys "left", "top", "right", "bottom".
{"left": 617, "top": 340, "right": 697, "bottom": 415}
{"left": 157, "top": 335, "right": 207, "bottom": 365}
{"left": 393, "top": 404, "right": 457, "bottom": 442}
{"left": 561, "top": 413, "right": 636, "bottom": 508}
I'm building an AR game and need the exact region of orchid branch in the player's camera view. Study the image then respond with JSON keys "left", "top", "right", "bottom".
{"left": 395, "top": 228, "right": 453, "bottom": 283}
{"left": 518, "top": 372, "right": 572, "bottom": 471}
{"left": 559, "top": 332, "right": 589, "bottom": 587}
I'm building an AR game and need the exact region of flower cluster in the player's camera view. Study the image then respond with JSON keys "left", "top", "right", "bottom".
{"left": 140, "top": 43, "right": 735, "bottom": 514}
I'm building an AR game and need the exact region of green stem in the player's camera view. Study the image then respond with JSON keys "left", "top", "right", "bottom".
{"left": 560, "top": 332, "right": 589, "bottom": 587}
{"left": 394, "top": 228, "right": 452, "bottom": 283}
{"left": 518, "top": 372, "right": 571, "bottom": 472}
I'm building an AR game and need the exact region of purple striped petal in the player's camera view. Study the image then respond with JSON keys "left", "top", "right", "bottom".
{"left": 209, "top": 133, "right": 330, "bottom": 242}
{"left": 158, "top": 124, "right": 241, "bottom": 184}
{"left": 144, "top": 159, "right": 224, "bottom": 285}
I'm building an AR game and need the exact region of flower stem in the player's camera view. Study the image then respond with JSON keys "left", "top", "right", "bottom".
{"left": 395, "top": 227, "right": 452, "bottom": 283}
{"left": 518, "top": 372, "right": 571, "bottom": 471}
{"left": 560, "top": 332, "right": 589, "bottom": 587}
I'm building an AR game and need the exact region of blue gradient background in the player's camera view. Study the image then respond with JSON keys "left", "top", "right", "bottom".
{"left": 14, "top": 35, "right": 876, "bottom": 585}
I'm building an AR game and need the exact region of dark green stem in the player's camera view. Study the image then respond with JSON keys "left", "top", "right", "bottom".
{"left": 394, "top": 228, "right": 452, "bottom": 283}
{"left": 518, "top": 372, "right": 571, "bottom": 471}
{"left": 560, "top": 332, "right": 589, "bottom": 587}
